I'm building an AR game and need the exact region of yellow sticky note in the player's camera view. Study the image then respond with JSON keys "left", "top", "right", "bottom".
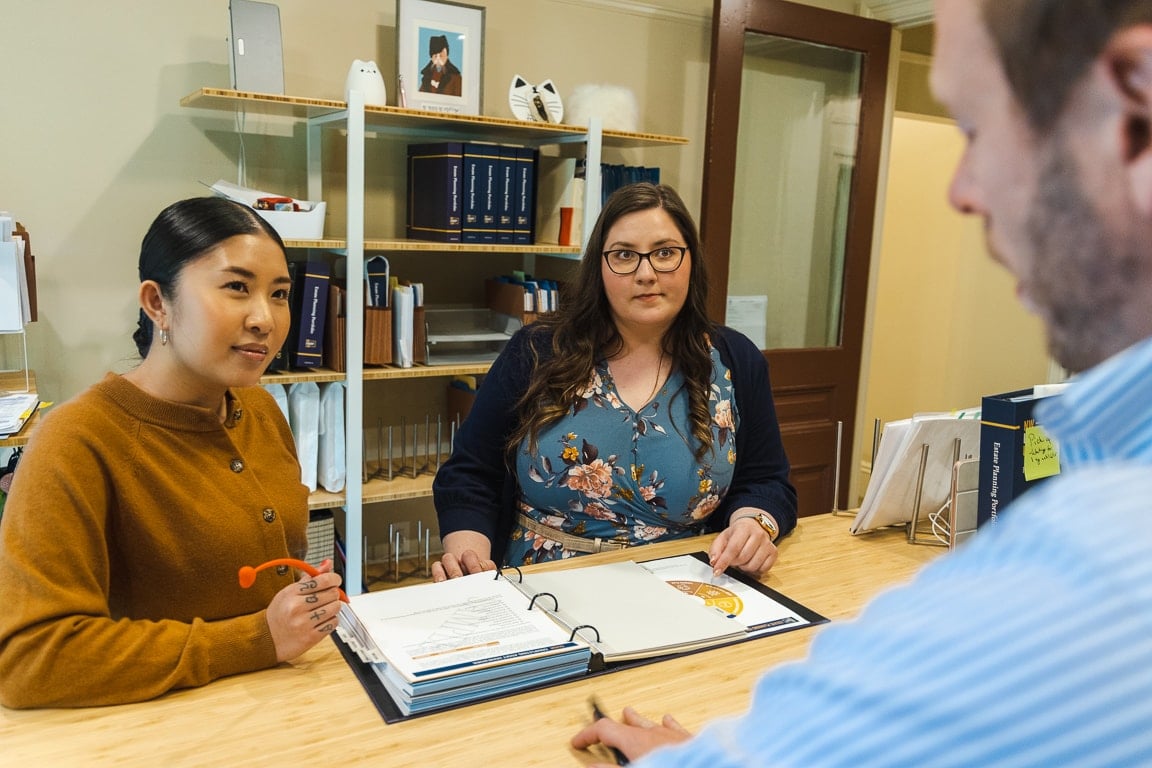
{"left": 1023, "top": 424, "right": 1060, "bottom": 481}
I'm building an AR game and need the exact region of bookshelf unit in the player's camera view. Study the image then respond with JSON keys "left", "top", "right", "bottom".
{"left": 181, "top": 87, "right": 687, "bottom": 594}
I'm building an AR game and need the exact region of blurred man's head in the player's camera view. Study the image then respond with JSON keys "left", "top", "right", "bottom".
{"left": 932, "top": 0, "right": 1152, "bottom": 372}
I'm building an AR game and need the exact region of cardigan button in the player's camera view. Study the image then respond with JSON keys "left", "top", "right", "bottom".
{"left": 262, "top": 508, "right": 277, "bottom": 523}
{"left": 230, "top": 459, "right": 244, "bottom": 473}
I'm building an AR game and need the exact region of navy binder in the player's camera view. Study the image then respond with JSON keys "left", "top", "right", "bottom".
{"left": 407, "top": 142, "right": 463, "bottom": 243}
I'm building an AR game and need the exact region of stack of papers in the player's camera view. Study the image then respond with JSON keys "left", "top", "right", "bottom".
{"left": 337, "top": 572, "right": 592, "bottom": 716}
{"left": 0, "top": 392, "right": 39, "bottom": 438}
{"left": 852, "top": 409, "right": 981, "bottom": 534}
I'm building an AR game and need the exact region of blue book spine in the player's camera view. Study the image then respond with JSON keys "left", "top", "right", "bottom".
{"left": 514, "top": 146, "right": 537, "bottom": 245}
{"left": 479, "top": 146, "right": 498, "bottom": 244}
{"left": 291, "top": 260, "right": 330, "bottom": 368}
{"left": 406, "top": 142, "right": 463, "bottom": 243}
{"left": 495, "top": 145, "right": 515, "bottom": 244}
{"left": 976, "top": 389, "right": 1058, "bottom": 526}
{"left": 462, "top": 143, "right": 484, "bottom": 243}
{"left": 274, "top": 260, "right": 306, "bottom": 371}
{"left": 462, "top": 143, "right": 499, "bottom": 244}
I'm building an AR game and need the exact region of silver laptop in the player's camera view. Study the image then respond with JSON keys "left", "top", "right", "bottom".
{"left": 228, "top": 0, "right": 285, "bottom": 94}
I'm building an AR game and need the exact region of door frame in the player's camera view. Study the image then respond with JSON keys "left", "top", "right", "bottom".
{"left": 700, "top": 0, "right": 892, "bottom": 511}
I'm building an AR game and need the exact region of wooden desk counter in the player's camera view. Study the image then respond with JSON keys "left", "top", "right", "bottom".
{"left": 0, "top": 514, "right": 942, "bottom": 767}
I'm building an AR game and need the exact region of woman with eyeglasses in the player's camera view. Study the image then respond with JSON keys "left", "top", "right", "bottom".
{"left": 432, "top": 182, "right": 796, "bottom": 580}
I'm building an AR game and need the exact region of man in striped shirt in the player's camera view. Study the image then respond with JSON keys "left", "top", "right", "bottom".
{"left": 572, "top": 0, "right": 1152, "bottom": 765}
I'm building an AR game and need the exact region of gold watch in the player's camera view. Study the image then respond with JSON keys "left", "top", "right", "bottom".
{"left": 737, "top": 512, "right": 779, "bottom": 541}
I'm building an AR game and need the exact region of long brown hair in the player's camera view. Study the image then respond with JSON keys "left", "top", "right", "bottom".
{"left": 507, "top": 183, "right": 717, "bottom": 461}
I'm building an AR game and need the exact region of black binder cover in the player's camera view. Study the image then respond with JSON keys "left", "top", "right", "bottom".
{"left": 337, "top": 551, "right": 827, "bottom": 724}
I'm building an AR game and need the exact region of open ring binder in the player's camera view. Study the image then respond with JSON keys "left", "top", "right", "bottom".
{"left": 334, "top": 552, "right": 826, "bottom": 722}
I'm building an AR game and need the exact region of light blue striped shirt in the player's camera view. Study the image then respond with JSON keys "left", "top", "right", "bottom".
{"left": 641, "top": 336, "right": 1152, "bottom": 767}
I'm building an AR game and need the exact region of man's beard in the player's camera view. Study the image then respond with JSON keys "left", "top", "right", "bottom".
{"left": 1026, "top": 145, "right": 1144, "bottom": 373}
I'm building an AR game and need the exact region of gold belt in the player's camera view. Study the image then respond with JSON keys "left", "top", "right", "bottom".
{"left": 517, "top": 513, "right": 630, "bottom": 553}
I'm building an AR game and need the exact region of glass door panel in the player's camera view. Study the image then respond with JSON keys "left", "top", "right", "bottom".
{"left": 727, "top": 34, "right": 862, "bottom": 351}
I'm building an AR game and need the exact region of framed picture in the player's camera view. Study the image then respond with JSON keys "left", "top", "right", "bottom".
{"left": 397, "top": 0, "right": 485, "bottom": 116}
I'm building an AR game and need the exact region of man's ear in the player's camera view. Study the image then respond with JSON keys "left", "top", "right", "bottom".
{"left": 138, "top": 280, "right": 168, "bottom": 330}
{"left": 1103, "top": 25, "right": 1152, "bottom": 215}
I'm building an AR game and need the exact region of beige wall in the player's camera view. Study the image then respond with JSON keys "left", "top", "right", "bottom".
{"left": 858, "top": 112, "right": 1051, "bottom": 496}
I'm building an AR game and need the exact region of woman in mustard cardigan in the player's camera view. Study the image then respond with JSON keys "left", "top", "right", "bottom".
{"left": 0, "top": 197, "right": 343, "bottom": 708}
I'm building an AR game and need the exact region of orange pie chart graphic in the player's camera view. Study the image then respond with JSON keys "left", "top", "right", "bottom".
{"left": 666, "top": 580, "right": 743, "bottom": 617}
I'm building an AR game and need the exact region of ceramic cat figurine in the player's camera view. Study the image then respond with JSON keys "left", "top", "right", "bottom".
{"left": 508, "top": 75, "right": 563, "bottom": 123}
{"left": 345, "top": 59, "right": 387, "bottom": 107}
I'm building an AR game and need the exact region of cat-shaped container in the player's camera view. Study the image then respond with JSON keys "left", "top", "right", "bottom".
{"left": 345, "top": 59, "right": 387, "bottom": 106}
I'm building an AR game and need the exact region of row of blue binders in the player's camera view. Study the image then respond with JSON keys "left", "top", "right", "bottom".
{"left": 407, "top": 142, "right": 538, "bottom": 244}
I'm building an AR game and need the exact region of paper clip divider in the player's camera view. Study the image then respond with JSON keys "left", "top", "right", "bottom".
{"left": 423, "top": 527, "right": 431, "bottom": 577}
{"left": 834, "top": 418, "right": 871, "bottom": 517}
{"left": 393, "top": 529, "right": 403, "bottom": 582}
{"left": 399, "top": 415, "right": 407, "bottom": 478}
{"left": 830, "top": 420, "right": 847, "bottom": 514}
{"left": 906, "top": 437, "right": 962, "bottom": 546}
{"left": 435, "top": 415, "right": 443, "bottom": 472}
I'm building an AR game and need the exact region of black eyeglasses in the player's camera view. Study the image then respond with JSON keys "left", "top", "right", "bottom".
{"left": 602, "top": 246, "right": 688, "bottom": 275}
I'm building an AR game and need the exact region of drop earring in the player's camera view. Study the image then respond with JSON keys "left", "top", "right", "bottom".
{"left": 159, "top": 328, "right": 169, "bottom": 346}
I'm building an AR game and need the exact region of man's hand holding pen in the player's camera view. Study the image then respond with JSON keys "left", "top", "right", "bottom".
{"left": 572, "top": 702, "right": 693, "bottom": 766}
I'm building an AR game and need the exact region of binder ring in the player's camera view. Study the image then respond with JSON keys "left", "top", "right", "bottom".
{"left": 495, "top": 564, "right": 523, "bottom": 582}
{"left": 528, "top": 592, "right": 558, "bottom": 611}
{"left": 569, "top": 624, "right": 600, "bottom": 643}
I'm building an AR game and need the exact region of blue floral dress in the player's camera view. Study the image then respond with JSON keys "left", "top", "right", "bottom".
{"left": 504, "top": 343, "right": 739, "bottom": 567}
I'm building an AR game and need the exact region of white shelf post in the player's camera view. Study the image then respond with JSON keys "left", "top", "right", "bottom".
{"left": 344, "top": 89, "right": 366, "bottom": 595}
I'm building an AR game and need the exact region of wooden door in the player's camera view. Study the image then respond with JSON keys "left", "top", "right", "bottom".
{"left": 701, "top": 0, "right": 891, "bottom": 514}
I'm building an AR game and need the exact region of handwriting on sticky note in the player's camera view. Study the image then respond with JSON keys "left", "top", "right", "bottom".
{"left": 1023, "top": 423, "right": 1060, "bottom": 481}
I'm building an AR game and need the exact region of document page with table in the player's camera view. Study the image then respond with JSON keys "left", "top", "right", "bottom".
{"left": 336, "top": 551, "right": 826, "bottom": 721}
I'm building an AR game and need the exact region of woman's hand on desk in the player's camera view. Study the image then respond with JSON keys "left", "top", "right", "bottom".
{"left": 571, "top": 705, "right": 692, "bottom": 764}
{"left": 267, "top": 560, "right": 345, "bottom": 662}
{"left": 432, "top": 530, "right": 497, "bottom": 582}
{"left": 708, "top": 508, "right": 780, "bottom": 578}
{"left": 431, "top": 551, "right": 498, "bottom": 582}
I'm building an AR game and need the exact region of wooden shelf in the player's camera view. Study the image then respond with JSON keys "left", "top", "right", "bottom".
{"left": 180, "top": 88, "right": 689, "bottom": 148}
{"left": 258, "top": 367, "right": 346, "bottom": 385}
{"left": 306, "top": 463, "right": 442, "bottom": 510}
{"left": 363, "top": 362, "right": 491, "bottom": 381}
{"left": 260, "top": 362, "right": 491, "bottom": 386}
{"left": 279, "top": 237, "right": 582, "bottom": 257}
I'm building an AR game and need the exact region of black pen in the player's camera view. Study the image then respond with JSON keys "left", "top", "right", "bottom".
{"left": 589, "top": 697, "right": 630, "bottom": 766}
